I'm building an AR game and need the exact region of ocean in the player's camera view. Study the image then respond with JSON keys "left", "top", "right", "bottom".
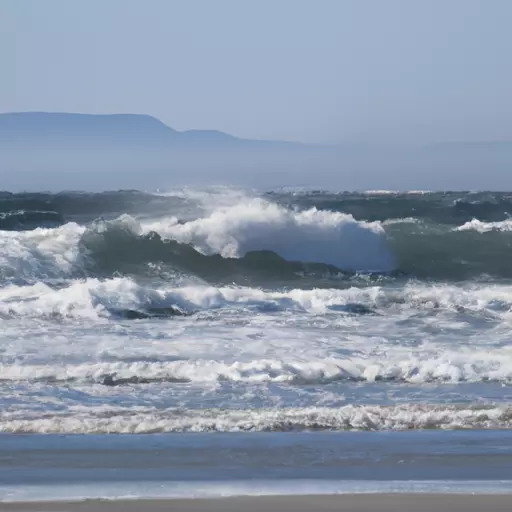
{"left": 1, "top": 187, "right": 512, "bottom": 501}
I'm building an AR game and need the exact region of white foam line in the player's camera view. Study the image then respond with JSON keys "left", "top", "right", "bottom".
{"left": 2, "top": 480, "right": 512, "bottom": 502}
{"left": 2, "top": 404, "right": 511, "bottom": 433}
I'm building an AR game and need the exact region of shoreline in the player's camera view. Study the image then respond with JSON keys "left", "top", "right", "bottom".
{"left": 1, "top": 494, "right": 512, "bottom": 511}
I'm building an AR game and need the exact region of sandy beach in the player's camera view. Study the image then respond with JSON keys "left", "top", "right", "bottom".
{"left": 1, "top": 495, "right": 511, "bottom": 512}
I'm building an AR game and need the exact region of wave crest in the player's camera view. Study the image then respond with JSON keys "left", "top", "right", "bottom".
{"left": 2, "top": 404, "right": 510, "bottom": 433}
{"left": 143, "top": 199, "right": 395, "bottom": 272}
{"left": 455, "top": 219, "right": 512, "bottom": 233}
{"left": 4, "top": 191, "right": 512, "bottom": 282}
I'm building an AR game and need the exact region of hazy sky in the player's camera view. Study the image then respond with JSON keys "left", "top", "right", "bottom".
{"left": 2, "top": 0, "right": 512, "bottom": 144}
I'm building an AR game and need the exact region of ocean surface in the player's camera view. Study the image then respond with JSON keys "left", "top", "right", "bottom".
{"left": 1, "top": 187, "right": 512, "bottom": 500}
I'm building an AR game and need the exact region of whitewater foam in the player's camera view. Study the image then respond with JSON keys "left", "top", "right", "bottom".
{"left": 0, "top": 197, "right": 397, "bottom": 282}
{"left": 4, "top": 479, "right": 512, "bottom": 502}
{"left": 6, "top": 193, "right": 512, "bottom": 283}
{"left": 382, "top": 217, "right": 420, "bottom": 225}
{"left": 2, "top": 347, "right": 512, "bottom": 385}
{"left": 142, "top": 198, "right": 395, "bottom": 271}
{"left": 455, "top": 218, "right": 512, "bottom": 232}
{"left": 2, "top": 404, "right": 510, "bottom": 434}
{"left": 3, "top": 276, "right": 512, "bottom": 322}
{"left": 0, "top": 222, "right": 85, "bottom": 281}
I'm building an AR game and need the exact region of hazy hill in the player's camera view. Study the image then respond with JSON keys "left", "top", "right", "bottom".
{"left": 0, "top": 112, "right": 299, "bottom": 149}
{"left": 0, "top": 112, "right": 338, "bottom": 190}
{"left": 1, "top": 112, "right": 512, "bottom": 191}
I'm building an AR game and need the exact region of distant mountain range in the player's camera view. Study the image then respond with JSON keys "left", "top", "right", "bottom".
{"left": 1, "top": 112, "right": 512, "bottom": 191}
{"left": 0, "top": 112, "right": 340, "bottom": 190}
{"left": 0, "top": 112, "right": 308, "bottom": 149}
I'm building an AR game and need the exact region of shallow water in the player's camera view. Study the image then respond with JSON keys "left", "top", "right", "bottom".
{"left": 2, "top": 431, "right": 512, "bottom": 500}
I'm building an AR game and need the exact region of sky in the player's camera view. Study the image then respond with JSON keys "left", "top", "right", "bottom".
{"left": 2, "top": 0, "right": 512, "bottom": 145}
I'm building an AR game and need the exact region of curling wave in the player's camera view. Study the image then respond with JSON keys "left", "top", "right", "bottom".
{"left": 2, "top": 189, "right": 512, "bottom": 283}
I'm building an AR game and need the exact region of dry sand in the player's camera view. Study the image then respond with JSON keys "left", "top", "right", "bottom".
{"left": 1, "top": 494, "right": 511, "bottom": 512}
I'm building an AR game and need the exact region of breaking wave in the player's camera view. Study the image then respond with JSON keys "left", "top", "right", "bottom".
{"left": 1, "top": 349, "right": 512, "bottom": 386}
{"left": 142, "top": 198, "right": 393, "bottom": 271}
{"left": 3, "top": 277, "right": 512, "bottom": 321}
{"left": 2, "top": 192, "right": 512, "bottom": 282}
{"left": 2, "top": 404, "right": 511, "bottom": 433}
{"left": 455, "top": 218, "right": 512, "bottom": 232}
{"left": 0, "top": 199, "right": 396, "bottom": 284}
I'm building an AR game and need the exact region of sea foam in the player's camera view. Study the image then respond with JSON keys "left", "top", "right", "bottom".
{"left": 143, "top": 198, "right": 395, "bottom": 271}
{"left": 2, "top": 404, "right": 511, "bottom": 434}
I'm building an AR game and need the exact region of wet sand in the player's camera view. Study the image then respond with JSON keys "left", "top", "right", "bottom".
{"left": 1, "top": 494, "right": 511, "bottom": 512}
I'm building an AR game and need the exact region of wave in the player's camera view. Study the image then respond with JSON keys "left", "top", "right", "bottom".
{"left": 6, "top": 481, "right": 512, "bottom": 502}
{"left": 0, "top": 190, "right": 193, "bottom": 224}
{"left": 455, "top": 219, "right": 512, "bottom": 232}
{"left": 0, "top": 201, "right": 395, "bottom": 284}
{"left": 385, "top": 220, "right": 512, "bottom": 280}
{"left": 0, "top": 278, "right": 194, "bottom": 320}
{"left": 3, "top": 277, "right": 512, "bottom": 321}
{"left": 0, "top": 217, "right": 322, "bottom": 284}
{"left": 79, "top": 218, "right": 363, "bottom": 286}
{"left": 269, "top": 190, "right": 512, "bottom": 225}
{"left": 2, "top": 404, "right": 511, "bottom": 433}
{"left": 0, "top": 222, "right": 85, "bottom": 282}
{"left": 3, "top": 190, "right": 512, "bottom": 282}
{"left": 4, "top": 188, "right": 512, "bottom": 227}
{"left": 2, "top": 279, "right": 512, "bottom": 384}
{"left": 2, "top": 348, "right": 511, "bottom": 385}
{"left": 0, "top": 210, "right": 64, "bottom": 231}
{"left": 142, "top": 198, "right": 394, "bottom": 271}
